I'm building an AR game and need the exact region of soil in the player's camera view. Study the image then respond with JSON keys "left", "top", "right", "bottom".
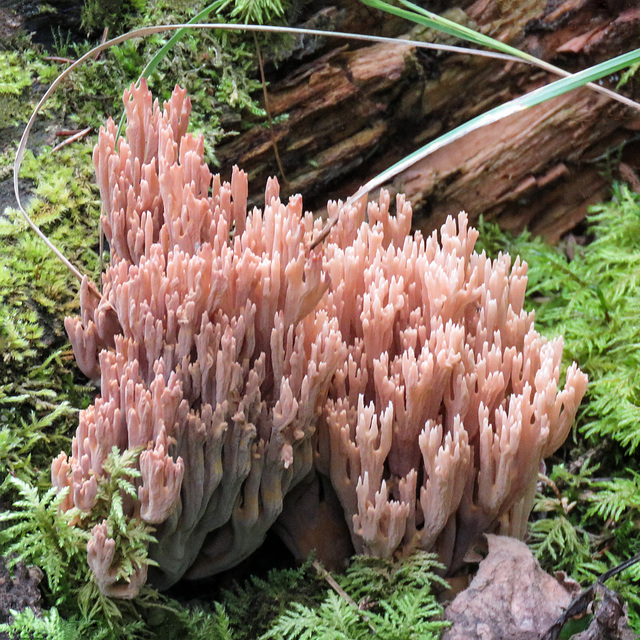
{"left": 0, "top": 556, "right": 43, "bottom": 635}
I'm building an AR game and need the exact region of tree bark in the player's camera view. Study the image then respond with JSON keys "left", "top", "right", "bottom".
{"left": 217, "top": 0, "right": 640, "bottom": 241}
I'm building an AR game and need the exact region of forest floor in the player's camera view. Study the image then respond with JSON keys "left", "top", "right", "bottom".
{"left": 1, "top": 1, "right": 640, "bottom": 640}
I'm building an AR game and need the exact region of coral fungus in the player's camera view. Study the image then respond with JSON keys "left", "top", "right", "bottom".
{"left": 52, "top": 81, "right": 587, "bottom": 597}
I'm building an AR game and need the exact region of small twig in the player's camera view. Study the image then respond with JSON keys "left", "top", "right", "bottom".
{"left": 253, "top": 32, "right": 287, "bottom": 187}
{"left": 312, "top": 560, "right": 377, "bottom": 634}
{"left": 308, "top": 186, "right": 369, "bottom": 251}
{"left": 539, "top": 474, "right": 563, "bottom": 501}
{"left": 312, "top": 561, "right": 359, "bottom": 608}
{"left": 94, "top": 28, "right": 109, "bottom": 61}
{"left": 308, "top": 213, "right": 339, "bottom": 251}
{"left": 42, "top": 56, "right": 75, "bottom": 64}
{"left": 56, "top": 129, "right": 85, "bottom": 137}
{"left": 51, "top": 127, "right": 92, "bottom": 153}
{"left": 538, "top": 473, "right": 576, "bottom": 515}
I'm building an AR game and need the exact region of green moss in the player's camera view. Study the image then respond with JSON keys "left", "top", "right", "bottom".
{"left": 261, "top": 554, "right": 449, "bottom": 640}
{"left": 0, "top": 139, "right": 100, "bottom": 484}
{"left": 477, "top": 183, "right": 640, "bottom": 631}
{"left": 0, "top": 52, "right": 32, "bottom": 95}
{"left": 80, "top": 0, "right": 147, "bottom": 35}
{"left": 39, "top": 1, "right": 295, "bottom": 163}
{"left": 221, "top": 560, "right": 327, "bottom": 640}
{"left": 0, "top": 49, "right": 58, "bottom": 128}
{"left": 226, "top": 0, "right": 289, "bottom": 24}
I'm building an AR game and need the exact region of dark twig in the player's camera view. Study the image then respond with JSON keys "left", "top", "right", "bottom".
{"left": 308, "top": 213, "right": 339, "bottom": 251}
{"left": 51, "top": 127, "right": 92, "bottom": 153}
{"left": 312, "top": 561, "right": 377, "bottom": 634}
{"left": 42, "top": 56, "right": 74, "bottom": 64}
{"left": 94, "top": 28, "right": 109, "bottom": 61}
{"left": 540, "top": 551, "right": 640, "bottom": 640}
{"left": 253, "top": 32, "right": 288, "bottom": 187}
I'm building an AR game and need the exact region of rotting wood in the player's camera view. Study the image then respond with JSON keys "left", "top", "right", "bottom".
{"left": 216, "top": 0, "right": 640, "bottom": 241}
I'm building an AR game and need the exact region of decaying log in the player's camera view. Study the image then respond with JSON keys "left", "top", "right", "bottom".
{"left": 216, "top": 0, "right": 640, "bottom": 241}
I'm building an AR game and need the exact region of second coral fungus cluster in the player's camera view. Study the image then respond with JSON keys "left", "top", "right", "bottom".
{"left": 52, "top": 81, "right": 587, "bottom": 597}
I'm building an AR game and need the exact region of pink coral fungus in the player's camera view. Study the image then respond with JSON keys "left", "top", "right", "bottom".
{"left": 52, "top": 81, "right": 587, "bottom": 598}
{"left": 309, "top": 197, "right": 588, "bottom": 571}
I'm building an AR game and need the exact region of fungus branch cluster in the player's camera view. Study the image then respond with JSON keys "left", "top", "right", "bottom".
{"left": 52, "top": 82, "right": 587, "bottom": 597}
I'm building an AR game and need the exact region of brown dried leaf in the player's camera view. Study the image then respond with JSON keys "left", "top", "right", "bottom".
{"left": 562, "top": 584, "right": 634, "bottom": 640}
{"left": 443, "top": 535, "right": 580, "bottom": 640}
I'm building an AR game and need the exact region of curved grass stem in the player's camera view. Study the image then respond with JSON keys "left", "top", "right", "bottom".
{"left": 13, "top": 21, "right": 640, "bottom": 287}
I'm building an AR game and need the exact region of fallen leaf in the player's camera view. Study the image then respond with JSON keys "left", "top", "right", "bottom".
{"left": 443, "top": 535, "right": 580, "bottom": 640}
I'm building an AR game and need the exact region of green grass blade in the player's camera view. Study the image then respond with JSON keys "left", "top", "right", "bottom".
{"left": 352, "top": 47, "right": 640, "bottom": 203}
{"left": 364, "top": 0, "right": 539, "bottom": 63}
{"left": 114, "top": 0, "right": 231, "bottom": 142}
{"left": 13, "top": 20, "right": 640, "bottom": 280}
{"left": 362, "top": 0, "right": 639, "bottom": 111}
{"left": 141, "top": 2, "right": 231, "bottom": 79}
{"left": 521, "top": 48, "right": 640, "bottom": 100}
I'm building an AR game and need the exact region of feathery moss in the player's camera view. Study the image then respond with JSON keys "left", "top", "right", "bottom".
{"left": 477, "top": 182, "right": 640, "bottom": 630}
